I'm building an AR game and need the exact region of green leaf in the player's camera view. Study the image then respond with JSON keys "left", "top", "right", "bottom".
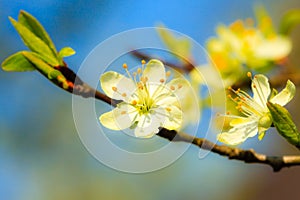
{"left": 18, "top": 10, "right": 57, "bottom": 55}
{"left": 9, "top": 17, "right": 59, "bottom": 66}
{"left": 22, "top": 51, "right": 70, "bottom": 89}
{"left": 58, "top": 47, "right": 76, "bottom": 58}
{"left": 2, "top": 51, "right": 36, "bottom": 72}
{"left": 267, "top": 102, "right": 300, "bottom": 148}
{"left": 279, "top": 9, "right": 300, "bottom": 35}
{"left": 22, "top": 51, "right": 58, "bottom": 79}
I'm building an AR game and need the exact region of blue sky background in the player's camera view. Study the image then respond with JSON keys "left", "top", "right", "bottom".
{"left": 1, "top": 0, "right": 300, "bottom": 199}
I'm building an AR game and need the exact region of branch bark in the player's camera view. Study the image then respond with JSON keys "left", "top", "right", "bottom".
{"left": 51, "top": 61, "right": 300, "bottom": 172}
{"left": 78, "top": 83, "right": 300, "bottom": 172}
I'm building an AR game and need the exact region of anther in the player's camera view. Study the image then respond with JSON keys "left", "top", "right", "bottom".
{"left": 166, "top": 107, "right": 172, "bottom": 112}
{"left": 141, "top": 60, "right": 146, "bottom": 64}
{"left": 112, "top": 86, "right": 118, "bottom": 92}
{"left": 122, "top": 63, "right": 128, "bottom": 69}
{"left": 166, "top": 71, "right": 171, "bottom": 77}
{"left": 247, "top": 72, "right": 252, "bottom": 78}
{"left": 121, "top": 111, "right": 127, "bottom": 115}
{"left": 137, "top": 68, "right": 142, "bottom": 74}
{"left": 178, "top": 84, "right": 183, "bottom": 89}
{"left": 160, "top": 79, "right": 165, "bottom": 83}
{"left": 122, "top": 93, "right": 127, "bottom": 97}
{"left": 132, "top": 100, "right": 137, "bottom": 105}
{"left": 170, "top": 85, "right": 175, "bottom": 90}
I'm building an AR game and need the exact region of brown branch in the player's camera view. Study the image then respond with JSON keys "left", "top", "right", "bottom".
{"left": 80, "top": 86, "right": 300, "bottom": 172}
{"left": 49, "top": 63, "right": 300, "bottom": 172}
{"left": 158, "top": 129, "right": 300, "bottom": 172}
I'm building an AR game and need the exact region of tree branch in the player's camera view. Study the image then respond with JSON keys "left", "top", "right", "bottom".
{"left": 78, "top": 82, "right": 300, "bottom": 172}
{"left": 45, "top": 63, "right": 300, "bottom": 172}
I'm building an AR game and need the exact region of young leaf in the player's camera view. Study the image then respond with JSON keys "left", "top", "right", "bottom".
{"left": 22, "top": 51, "right": 58, "bottom": 79}
{"left": 279, "top": 9, "right": 300, "bottom": 35}
{"left": 2, "top": 51, "right": 35, "bottom": 72}
{"left": 9, "top": 17, "right": 59, "bottom": 66}
{"left": 58, "top": 47, "right": 76, "bottom": 58}
{"left": 18, "top": 10, "right": 57, "bottom": 55}
{"left": 267, "top": 102, "right": 300, "bottom": 148}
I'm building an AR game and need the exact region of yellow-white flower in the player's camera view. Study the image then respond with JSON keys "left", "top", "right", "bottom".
{"left": 99, "top": 59, "right": 187, "bottom": 138}
{"left": 217, "top": 73, "right": 295, "bottom": 145}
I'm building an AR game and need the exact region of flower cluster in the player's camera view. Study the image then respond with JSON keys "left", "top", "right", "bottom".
{"left": 217, "top": 73, "right": 295, "bottom": 145}
{"left": 207, "top": 9, "right": 292, "bottom": 84}
{"left": 99, "top": 59, "right": 188, "bottom": 138}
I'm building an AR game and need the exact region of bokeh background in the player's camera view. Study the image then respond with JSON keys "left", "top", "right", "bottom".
{"left": 1, "top": 0, "right": 300, "bottom": 199}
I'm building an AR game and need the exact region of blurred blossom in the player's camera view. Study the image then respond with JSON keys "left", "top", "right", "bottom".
{"left": 206, "top": 6, "right": 292, "bottom": 85}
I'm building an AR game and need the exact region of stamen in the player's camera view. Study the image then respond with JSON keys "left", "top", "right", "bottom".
{"left": 112, "top": 86, "right": 118, "bottom": 92}
{"left": 137, "top": 68, "right": 142, "bottom": 74}
{"left": 122, "top": 63, "right": 128, "bottom": 69}
{"left": 178, "top": 84, "right": 183, "bottom": 89}
{"left": 121, "top": 111, "right": 127, "bottom": 115}
{"left": 247, "top": 72, "right": 252, "bottom": 78}
{"left": 122, "top": 93, "right": 127, "bottom": 97}
{"left": 141, "top": 60, "right": 146, "bottom": 65}
{"left": 166, "top": 107, "right": 172, "bottom": 112}
{"left": 166, "top": 71, "right": 171, "bottom": 77}
{"left": 132, "top": 100, "right": 137, "bottom": 105}
{"left": 160, "top": 79, "right": 165, "bottom": 83}
{"left": 170, "top": 85, "right": 175, "bottom": 90}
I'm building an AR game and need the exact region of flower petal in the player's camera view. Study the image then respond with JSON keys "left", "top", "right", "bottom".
{"left": 134, "top": 114, "right": 161, "bottom": 138}
{"left": 100, "top": 71, "right": 135, "bottom": 101}
{"left": 99, "top": 103, "right": 137, "bottom": 130}
{"left": 217, "top": 118, "right": 258, "bottom": 145}
{"left": 251, "top": 74, "right": 270, "bottom": 109}
{"left": 270, "top": 80, "right": 295, "bottom": 106}
{"left": 154, "top": 106, "right": 183, "bottom": 130}
{"left": 255, "top": 36, "right": 292, "bottom": 60}
{"left": 143, "top": 59, "right": 166, "bottom": 84}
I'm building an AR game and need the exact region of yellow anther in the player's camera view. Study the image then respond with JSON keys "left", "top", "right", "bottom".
{"left": 112, "top": 86, "right": 118, "bottom": 92}
{"left": 137, "top": 82, "right": 143, "bottom": 90}
{"left": 228, "top": 86, "right": 232, "bottom": 90}
{"left": 170, "top": 85, "right": 175, "bottom": 90}
{"left": 133, "top": 72, "right": 137, "bottom": 76}
{"left": 160, "top": 79, "right": 165, "bottom": 83}
{"left": 141, "top": 60, "right": 146, "bottom": 64}
{"left": 166, "top": 71, "right": 171, "bottom": 77}
{"left": 122, "top": 63, "right": 128, "bottom": 69}
{"left": 121, "top": 111, "right": 127, "bottom": 115}
{"left": 227, "top": 94, "right": 232, "bottom": 98}
{"left": 166, "top": 107, "right": 172, "bottom": 112}
{"left": 226, "top": 111, "right": 230, "bottom": 115}
{"left": 122, "top": 93, "right": 127, "bottom": 97}
{"left": 137, "top": 68, "right": 142, "bottom": 74}
{"left": 247, "top": 72, "right": 252, "bottom": 78}
{"left": 253, "top": 84, "right": 256, "bottom": 88}
{"left": 178, "top": 84, "right": 183, "bottom": 89}
{"left": 141, "top": 76, "right": 148, "bottom": 84}
{"left": 132, "top": 100, "right": 137, "bottom": 105}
